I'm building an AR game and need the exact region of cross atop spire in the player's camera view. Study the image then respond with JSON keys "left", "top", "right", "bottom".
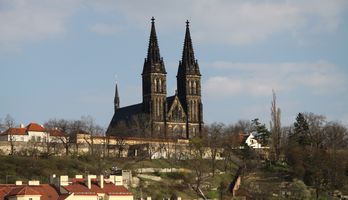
{"left": 182, "top": 20, "right": 195, "bottom": 65}
{"left": 147, "top": 17, "right": 160, "bottom": 62}
{"left": 143, "top": 17, "right": 166, "bottom": 74}
{"left": 178, "top": 20, "right": 200, "bottom": 76}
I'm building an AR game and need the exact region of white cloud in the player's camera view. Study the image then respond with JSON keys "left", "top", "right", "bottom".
{"left": 0, "top": 0, "right": 80, "bottom": 51}
{"left": 204, "top": 60, "right": 347, "bottom": 97}
{"left": 89, "top": 23, "right": 123, "bottom": 35}
{"left": 205, "top": 77, "right": 242, "bottom": 97}
{"left": 89, "top": 0, "right": 348, "bottom": 45}
{"left": 1, "top": 0, "right": 346, "bottom": 50}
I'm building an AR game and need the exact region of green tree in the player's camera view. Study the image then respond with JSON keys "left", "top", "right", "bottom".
{"left": 292, "top": 113, "right": 310, "bottom": 146}
{"left": 251, "top": 118, "right": 270, "bottom": 146}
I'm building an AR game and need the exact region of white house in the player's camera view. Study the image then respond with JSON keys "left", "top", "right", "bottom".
{"left": 0, "top": 122, "right": 65, "bottom": 143}
{"left": 245, "top": 132, "right": 262, "bottom": 149}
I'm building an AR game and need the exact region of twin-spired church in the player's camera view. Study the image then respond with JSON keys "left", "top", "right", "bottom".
{"left": 106, "top": 18, "right": 203, "bottom": 139}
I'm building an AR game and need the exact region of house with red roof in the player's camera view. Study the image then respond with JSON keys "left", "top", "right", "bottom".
{"left": 51, "top": 174, "right": 133, "bottom": 200}
{"left": 0, "top": 181, "right": 59, "bottom": 200}
{"left": 0, "top": 174, "right": 134, "bottom": 200}
{"left": 0, "top": 122, "right": 65, "bottom": 143}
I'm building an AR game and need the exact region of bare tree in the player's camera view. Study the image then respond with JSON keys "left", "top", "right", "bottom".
{"left": 304, "top": 113, "right": 326, "bottom": 151}
{"left": 323, "top": 122, "right": 348, "bottom": 190}
{"left": 270, "top": 90, "right": 281, "bottom": 162}
{"left": 206, "top": 123, "right": 224, "bottom": 177}
{"left": 115, "top": 136, "right": 126, "bottom": 157}
{"left": 4, "top": 114, "right": 16, "bottom": 155}
{"left": 130, "top": 113, "right": 152, "bottom": 137}
{"left": 44, "top": 119, "right": 71, "bottom": 156}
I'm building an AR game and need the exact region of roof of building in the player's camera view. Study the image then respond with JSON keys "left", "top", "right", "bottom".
{"left": 0, "top": 184, "right": 59, "bottom": 200}
{"left": 26, "top": 122, "right": 46, "bottom": 132}
{"left": 111, "top": 103, "right": 143, "bottom": 123}
{"left": 63, "top": 179, "right": 132, "bottom": 196}
{"left": 90, "top": 182, "right": 132, "bottom": 196}
{"left": 47, "top": 129, "right": 65, "bottom": 137}
{"left": 0, "top": 127, "right": 27, "bottom": 136}
{"left": 7, "top": 186, "right": 41, "bottom": 196}
{"left": 0, "top": 122, "right": 68, "bottom": 137}
{"left": 108, "top": 103, "right": 144, "bottom": 135}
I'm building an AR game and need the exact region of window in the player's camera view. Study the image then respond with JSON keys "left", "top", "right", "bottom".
{"left": 29, "top": 198, "right": 33, "bottom": 200}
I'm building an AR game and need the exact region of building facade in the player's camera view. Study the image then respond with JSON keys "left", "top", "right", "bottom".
{"left": 107, "top": 18, "right": 203, "bottom": 139}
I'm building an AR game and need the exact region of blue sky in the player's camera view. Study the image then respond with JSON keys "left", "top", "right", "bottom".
{"left": 1, "top": 0, "right": 348, "bottom": 128}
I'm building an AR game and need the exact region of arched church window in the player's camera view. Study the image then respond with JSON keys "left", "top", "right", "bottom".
{"left": 189, "top": 81, "right": 192, "bottom": 94}
{"left": 196, "top": 81, "right": 201, "bottom": 95}
{"left": 157, "top": 98, "right": 160, "bottom": 116}
{"left": 193, "top": 81, "right": 197, "bottom": 95}
{"left": 154, "top": 79, "right": 157, "bottom": 92}
{"left": 158, "top": 79, "right": 162, "bottom": 93}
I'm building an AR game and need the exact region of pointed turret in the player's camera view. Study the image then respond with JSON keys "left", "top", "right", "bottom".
{"left": 114, "top": 82, "right": 120, "bottom": 112}
{"left": 177, "top": 20, "right": 200, "bottom": 76}
{"left": 142, "top": 17, "right": 166, "bottom": 74}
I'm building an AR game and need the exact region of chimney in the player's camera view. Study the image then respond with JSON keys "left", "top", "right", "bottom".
{"left": 99, "top": 175, "right": 104, "bottom": 189}
{"left": 115, "top": 174, "right": 122, "bottom": 186}
{"left": 86, "top": 175, "right": 96, "bottom": 189}
{"left": 28, "top": 180, "right": 40, "bottom": 186}
{"left": 20, "top": 124, "right": 24, "bottom": 128}
{"left": 15, "top": 181, "right": 22, "bottom": 185}
{"left": 60, "top": 175, "right": 69, "bottom": 186}
{"left": 108, "top": 175, "right": 115, "bottom": 184}
{"left": 75, "top": 175, "right": 83, "bottom": 179}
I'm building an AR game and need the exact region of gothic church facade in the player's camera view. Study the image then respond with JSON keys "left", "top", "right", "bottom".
{"left": 107, "top": 18, "right": 203, "bottom": 139}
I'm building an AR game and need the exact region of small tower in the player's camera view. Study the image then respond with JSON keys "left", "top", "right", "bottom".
{"left": 142, "top": 17, "right": 167, "bottom": 135}
{"left": 177, "top": 20, "right": 203, "bottom": 137}
{"left": 114, "top": 82, "right": 120, "bottom": 112}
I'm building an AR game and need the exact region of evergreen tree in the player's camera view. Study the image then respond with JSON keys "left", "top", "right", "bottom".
{"left": 251, "top": 118, "right": 270, "bottom": 146}
{"left": 293, "top": 113, "right": 310, "bottom": 146}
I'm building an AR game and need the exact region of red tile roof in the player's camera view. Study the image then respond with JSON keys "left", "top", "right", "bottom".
{"left": 0, "top": 184, "right": 59, "bottom": 200}
{"left": 62, "top": 182, "right": 97, "bottom": 196}
{"left": 57, "top": 194, "right": 70, "bottom": 200}
{"left": 35, "top": 184, "right": 60, "bottom": 200}
{"left": 7, "top": 186, "right": 41, "bottom": 196}
{"left": 1, "top": 128, "right": 27, "bottom": 136}
{"left": 48, "top": 129, "right": 65, "bottom": 137}
{"left": 27, "top": 122, "right": 46, "bottom": 132}
{"left": 63, "top": 180, "right": 132, "bottom": 196}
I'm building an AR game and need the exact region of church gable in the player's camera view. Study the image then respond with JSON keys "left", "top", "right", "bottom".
{"left": 167, "top": 95, "right": 186, "bottom": 123}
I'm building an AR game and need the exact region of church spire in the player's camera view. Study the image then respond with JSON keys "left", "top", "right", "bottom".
{"left": 178, "top": 20, "right": 200, "bottom": 76}
{"left": 182, "top": 20, "right": 195, "bottom": 67}
{"left": 114, "top": 81, "right": 120, "bottom": 112}
{"left": 142, "top": 17, "right": 166, "bottom": 74}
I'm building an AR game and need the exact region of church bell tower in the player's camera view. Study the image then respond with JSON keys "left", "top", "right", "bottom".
{"left": 177, "top": 21, "right": 203, "bottom": 137}
{"left": 142, "top": 17, "right": 167, "bottom": 134}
